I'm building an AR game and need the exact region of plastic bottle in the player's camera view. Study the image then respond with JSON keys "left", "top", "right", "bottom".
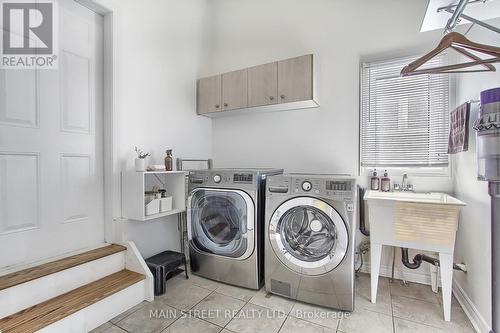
{"left": 164, "top": 150, "right": 173, "bottom": 171}
{"left": 370, "top": 169, "right": 380, "bottom": 191}
{"left": 381, "top": 170, "right": 391, "bottom": 192}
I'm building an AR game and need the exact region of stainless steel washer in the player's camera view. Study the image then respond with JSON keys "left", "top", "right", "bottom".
{"left": 188, "top": 168, "right": 283, "bottom": 289}
{"left": 265, "top": 174, "right": 357, "bottom": 310}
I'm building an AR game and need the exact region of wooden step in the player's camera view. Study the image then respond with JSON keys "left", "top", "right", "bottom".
{"left": 0, "top": 244, "right": 127, "bottom": 291}
{"left": 0, "top": 269, "right": 145, "bottom": 333}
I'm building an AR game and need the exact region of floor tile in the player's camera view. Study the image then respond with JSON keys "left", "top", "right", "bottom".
{"left": 249, "top": 288, "right": 295, "bottom": 315}
{"left": 394, "top": 318, "right": 447, "bottom": 333}
{"left": 90, "top": 322, "right": 126, "bottom": 333}
{"left": 177, "top": 273, "right": 220, "bottom": 291}
{"left": 159, "top": 277, "right": 213, "bottom": 310}
{"left": 289, "top": 301, "right": 342, "bottom": 330}
{"left": 89, "top": 322, "right": 112, "bottom": 333}
{"left": 392, "top": 295, "right": 474, "bottom": 333}
{"left": 338, "top": 307, "right": 393, "bottom": 333}
{"left": 390, "top": 280, "right": 439, "bottom": 304}
{"left": 162, "top": 315, "right": 222, "bottom": 333}
{"left": 225, "top": 303, "right": 286, "bottom": 333}
{"left": 279, "top": 316, "right": 335, "bottom": 333}
{"left": 110, "top": 301, "right": 147, "bottom": 324}
{"left": 215, "top": 283, "right": 257, "bottom": 302}
{"left": 115, "top": 302, "right": 180, "bottom": 333}
{"left": 192, "top": 292, "right": 246, "bottom": 326}
{"left": 355, "top": 273, "right": 392, "bottom": 315}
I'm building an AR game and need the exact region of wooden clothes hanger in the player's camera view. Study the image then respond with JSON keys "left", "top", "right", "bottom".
{"left": 401, "top": 32, "right": 500, "bottom": 76}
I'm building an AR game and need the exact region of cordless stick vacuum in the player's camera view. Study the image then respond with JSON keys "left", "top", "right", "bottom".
{"left": 473, "top": 87, "right": 500, "bottom": 333}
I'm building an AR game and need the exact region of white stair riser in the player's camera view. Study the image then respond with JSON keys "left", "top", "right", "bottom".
{"left": 0, "top": 252, "right": 125, "bottom": 318}
{"left": 37, "top": 280, "right": 145, "bottom": 333}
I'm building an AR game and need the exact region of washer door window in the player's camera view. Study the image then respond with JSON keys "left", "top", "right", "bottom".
{"left": 188, "top": 188, "right": 254, "bottom": 260}
{"left": 269, "top": 197, "right": 349, "bottom": 276}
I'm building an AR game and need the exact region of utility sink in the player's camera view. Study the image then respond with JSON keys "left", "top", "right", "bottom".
{"left": 364, "top": 190, "right": 466, "bottom": 206}
{"left": 364, "top": 190, "right": 466, "bottom": 322}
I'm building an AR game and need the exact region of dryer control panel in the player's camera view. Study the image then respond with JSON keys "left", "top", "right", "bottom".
{"left": 268, "top": 175, "right": 355, "bottom": 202}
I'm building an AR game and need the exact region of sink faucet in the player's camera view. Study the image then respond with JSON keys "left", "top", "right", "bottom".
{"left": 401, "top": 173, "right": 408, "bottom": 191}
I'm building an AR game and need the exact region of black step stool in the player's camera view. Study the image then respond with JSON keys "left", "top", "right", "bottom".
{"left": 145, "top": 250, "right": 188, "bottom": 296}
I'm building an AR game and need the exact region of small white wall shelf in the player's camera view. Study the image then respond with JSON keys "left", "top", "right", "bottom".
{"left": 121, "top": 171, "right": 187, "bottom": 221}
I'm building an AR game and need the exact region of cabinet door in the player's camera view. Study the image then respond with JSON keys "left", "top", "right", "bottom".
{"left": 248, "top": 62, "right": 278, "bottom": 107}
{"left": 277, "top": 54, "right": 313, "bottom": 103}
{"left": 222, "top": 69, "right": 248, "bottom": 111}
{"left": 197, "top": 75, "right": 222, "bottom": 114}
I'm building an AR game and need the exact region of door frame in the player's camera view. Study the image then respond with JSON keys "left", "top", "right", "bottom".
{"left": 73, "top": 0, "right": 120, "bottom": 244}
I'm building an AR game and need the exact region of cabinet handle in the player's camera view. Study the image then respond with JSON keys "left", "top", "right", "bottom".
{"left": 224, "top": 103, "right": 228, "bottom": 107}
{"left": 280, "top": 95, "right": 286, "bottom": 99}
{"left": 269, "top": 96, "right": 274, "bottom": 101}
{"left": 215, "top": 104, "right": 220, "bottom": 108}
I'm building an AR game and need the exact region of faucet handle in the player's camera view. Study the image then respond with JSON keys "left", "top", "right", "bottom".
{"left": 407, "top": 184, "right": 414, "bottom": 191}
{"left": 394, "top": 183, "right": 401, "bottom": 191}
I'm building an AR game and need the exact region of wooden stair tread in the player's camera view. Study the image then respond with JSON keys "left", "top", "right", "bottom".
{"left": 0, "top": 244, "right": 127, "bottom": 291}
{"left": 0, "top": 269, "right": 145, "bottom": 333}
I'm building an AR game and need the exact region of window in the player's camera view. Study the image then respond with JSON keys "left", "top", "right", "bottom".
{"left": 360, "top": 55, "right": 450, "bottom": 173}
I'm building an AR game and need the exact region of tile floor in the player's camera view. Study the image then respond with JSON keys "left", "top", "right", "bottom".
{"left": 91, "top": 272, "right": 476, "bottom": 333}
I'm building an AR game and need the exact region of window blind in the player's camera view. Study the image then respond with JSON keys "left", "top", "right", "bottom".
{"left": 360, "top": 55, "right": 450, "bottom": 168}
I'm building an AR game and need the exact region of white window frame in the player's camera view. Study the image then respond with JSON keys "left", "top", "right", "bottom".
{"left": 359, "top": 55, "right": 454, "bottom": 178}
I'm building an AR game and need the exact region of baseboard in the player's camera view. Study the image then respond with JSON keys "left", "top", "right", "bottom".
{"left": 452, "top": 280, "right": 490, "bottom": 333}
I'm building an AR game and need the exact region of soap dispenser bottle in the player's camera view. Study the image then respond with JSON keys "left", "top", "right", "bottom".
{"left": 381, "top": 170, "right": 391, "bottom": 192}
{"left": 370, "top": 169, "right": 380, "bottom": 191}
{"left": 164, "top": 150, "right": 173, "bottom": 171}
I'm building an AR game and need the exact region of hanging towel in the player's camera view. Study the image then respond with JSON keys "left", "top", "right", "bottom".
{"left": 448, "top": 102, "right": 470, "bottom": 154}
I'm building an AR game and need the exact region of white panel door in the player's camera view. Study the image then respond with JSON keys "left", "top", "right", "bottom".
{"left": 0, "top": 0, "right": 104, "bottom": 268}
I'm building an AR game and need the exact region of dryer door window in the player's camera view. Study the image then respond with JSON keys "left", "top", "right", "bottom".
{"left": 269, "top": 197, "right": 349, "bottom": 276}
{"left": 189, "top": 188, "right": 255, "bottom": 260}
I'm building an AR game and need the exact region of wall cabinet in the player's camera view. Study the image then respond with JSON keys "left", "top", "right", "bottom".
{"left": 197, "top": 54, "right": 318, "bottom": 117}
{"left": 197, "top": 75, "right": 222, "bottom": 114}
{"left": 248, "top": 62, "right": 278, "bottom": 107}
{"left": 222, "top": 69, "right": 248, "bottom": 110}
{"left": 278, "top": 55, "right": 313, "bottom": 103}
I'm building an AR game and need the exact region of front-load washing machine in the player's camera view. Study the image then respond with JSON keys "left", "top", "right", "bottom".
{"left": 188, "top": 168, "right": 283, "bottom": 290}
{"left": 265, "top": 174, "right": 357, "bottom": 310}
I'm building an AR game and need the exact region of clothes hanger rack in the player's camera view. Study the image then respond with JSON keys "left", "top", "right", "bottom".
{"left": 401, "top": 0, "right": 500, "bottom": 77}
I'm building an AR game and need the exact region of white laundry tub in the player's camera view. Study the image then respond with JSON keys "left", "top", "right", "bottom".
{"left": 364, "top": 190, "right": 466, "bottom": 322}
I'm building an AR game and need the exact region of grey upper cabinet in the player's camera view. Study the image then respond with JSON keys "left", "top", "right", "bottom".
{"left": 222, "top": 69, "right": 248, "bottom": 111}
{"left": 196, "top": 54, "right": 317, "bottom": 117}
{"left": 248, "top": 62, "right": 278, "bottom": 107}
{"left": 277, "top": 54, "right": 313, "bottom": 104}
{"left": 197, "top": 75, "right": 222, "bottom": 114}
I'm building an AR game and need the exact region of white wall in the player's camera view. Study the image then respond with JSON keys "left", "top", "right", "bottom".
{"left": 451, "top": 19, "right": 500, "bottom": 329}
{"left": 207, "top": 0, "right": 455, "bottom": 276}
{"left": 111, "top": 0, "right": 213, "bottom": 258}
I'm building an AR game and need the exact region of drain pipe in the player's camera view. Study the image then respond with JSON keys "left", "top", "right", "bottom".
{"left": 358, "top": 187, "right": 370, "bottom": 237}
{"left": 401, "top": 248, "right": 467, "bottom": 272}
{"left": 490, "top": 182, "right": 500, "bottom": 333}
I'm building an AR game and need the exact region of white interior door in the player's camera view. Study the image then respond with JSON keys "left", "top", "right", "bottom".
{"left": 0, "top": 0, "right": 104, "bottom": 268}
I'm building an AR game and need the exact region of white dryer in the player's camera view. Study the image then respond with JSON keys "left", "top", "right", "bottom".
{"left": 265, "top": 174, "right": 357, "bottom": 310}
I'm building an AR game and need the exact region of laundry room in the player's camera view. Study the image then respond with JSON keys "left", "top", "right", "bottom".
{"left": 0, "top": 0, "right": 499, "bottom": 332}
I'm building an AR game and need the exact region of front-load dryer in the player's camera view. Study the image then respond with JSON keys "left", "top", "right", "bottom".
{"left": 188, "top": 168, "right": 283, "bottom": 290}
{"left": 265, "top": 174, "right": 357, "bottom": 310}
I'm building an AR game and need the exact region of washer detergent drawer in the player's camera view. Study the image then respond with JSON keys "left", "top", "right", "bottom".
{"left": 188, "top": 188, "right": 255, "bottom": 260}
